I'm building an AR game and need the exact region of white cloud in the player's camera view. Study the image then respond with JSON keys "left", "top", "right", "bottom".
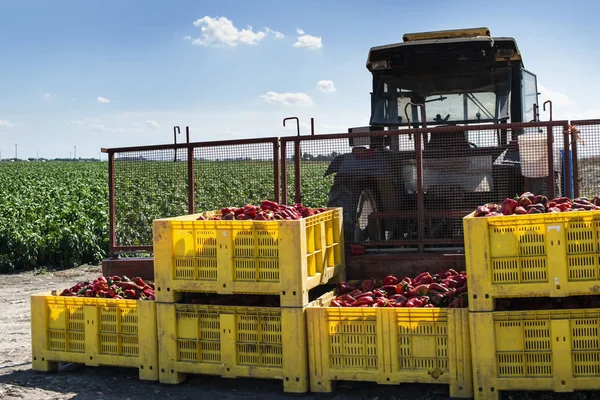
{"left": 0, "top": 120, "right": 15, "bottom": 128}
{"left": 97, "top": 96, "right": 111, "bottom": 104}
{"left": 145, "top": 120, "right": 159, "bottom": 129}
{"left": 265, "top": 27, "right": 284, "bottom": 39}
{"left": 260, "top": 91, "right": 313, "bottom": 107}
{"left": 43, "top": 93, "right": 52, "bottom": 100}
{"left": 293, "top": 28, "right": 322, "bottom": 49}
{"left": 538, "top": 84, "right": 575, "bottom": 108}
{"left": 183, "top": 36, "right": 192, "bottom": 40}
{"left": 192, "top": 16, "right": 267, "bottom": 47}
{"left": 317, "top": 80, "right": 336, "bottom": 93}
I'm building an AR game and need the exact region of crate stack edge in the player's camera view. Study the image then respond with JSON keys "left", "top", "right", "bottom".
{"left": 305, "top": 291, "right": 473, "bottom": 397}
{"left": 152, "top": 207, "right": 346, "bottom": 393}
{"left": 463, "top": 209, "right": 600, "bottom": 400}
{"left": 30, "top": 292, "right": 159, "bottom": 380}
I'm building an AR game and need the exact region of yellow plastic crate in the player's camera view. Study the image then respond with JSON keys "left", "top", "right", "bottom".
{"left": 157, "top": 301, "right": 311, "bottom": 393}
{"left": 306, "top": 291, "right": 473, "bottom": 398}
{"left": 471, "top": 308, "right": 600, "bottom": 400}
{"left": 30, "top": 292, "right": 158, "bottom": 380}
{"left": 153, "top": 208, "right": 345, "bottom": 307}
{"left": 464, "top": 210, "right": 600, "bottom": 311}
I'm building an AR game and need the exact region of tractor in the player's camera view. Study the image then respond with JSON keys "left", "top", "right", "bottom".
{"left": 325, "top": 27, "right": 559, "bottom": 247}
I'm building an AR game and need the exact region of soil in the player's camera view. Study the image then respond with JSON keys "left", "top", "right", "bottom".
{"left": 0, "top": 265, "right": 598, "bottom": 400}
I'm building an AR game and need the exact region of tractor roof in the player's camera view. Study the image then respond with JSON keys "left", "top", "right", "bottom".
{"left": 367, "top": 28, "right": 523, "bottom": 71}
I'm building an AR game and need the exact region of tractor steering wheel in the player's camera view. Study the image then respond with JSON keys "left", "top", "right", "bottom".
{"left": 433, "top": 114, "right": 451, "bottom": 124}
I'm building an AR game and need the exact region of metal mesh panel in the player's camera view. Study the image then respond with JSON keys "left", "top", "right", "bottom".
{"left": 113, "top": 148, "right": 188, "bottom": 247}
{"left": 283, "top": 123, "right": 567, "bottom": 249}
{"left": 572, "top": 122, "right": 600, "bottom": 199}
{"left": 193, "top": 142, "right": 277, "bottom": 212}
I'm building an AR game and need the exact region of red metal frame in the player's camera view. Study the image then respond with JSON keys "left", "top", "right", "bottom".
{"left": 101, "top": 118, "right": 600, "bottom": 278}
{"left": 101, "top": 137, "right": 280, "bottom": 257}
{"left": 279, "top": 120, "right": 571, "bottom": 250}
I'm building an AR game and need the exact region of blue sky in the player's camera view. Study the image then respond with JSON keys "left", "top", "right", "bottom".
{"left": 0, "top": 0, "right": 598, "bottom": 159}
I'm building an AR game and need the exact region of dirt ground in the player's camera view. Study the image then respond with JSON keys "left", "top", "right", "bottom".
{"left": 0, "top": 265, "right": 599, "bottom": 400}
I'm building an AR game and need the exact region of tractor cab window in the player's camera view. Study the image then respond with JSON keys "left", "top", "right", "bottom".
{"left": 522, "top": 70, "right": 538, "bottom": 122}
{"left": 424, "top": 92, "right": 499, "bottom": 124}
{"left": 370, "top": 67, "right": 512, "bottom": 127}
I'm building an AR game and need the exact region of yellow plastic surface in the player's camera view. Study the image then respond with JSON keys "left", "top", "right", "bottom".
{"left": 464, "top": 210, "right": 600, "bottom": 311}
{"left": 30, "top": 292, "right": 158, "bottom": 380}
{"left": 470, "top": 309, "right": 600, "bottom": 400}
{"left": 157, "top": 302, "right": 309, "bottom": 393}
{"left": 153, "top": 208, "right": 345, "bottom": 307}
{"left": 306, "top": 291, "right": 472, "bottom": 397}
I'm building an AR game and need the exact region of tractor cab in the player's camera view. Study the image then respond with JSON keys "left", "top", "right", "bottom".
{"left": 327, "top": 28, "right": 546, "bottom": 247}
{"left": 367, "top": 27, "right": 537, "bottom": 131}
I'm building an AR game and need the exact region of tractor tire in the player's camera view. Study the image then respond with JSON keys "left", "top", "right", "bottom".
{"left": 327, "top": 180, "right": 382, "bottom": 243}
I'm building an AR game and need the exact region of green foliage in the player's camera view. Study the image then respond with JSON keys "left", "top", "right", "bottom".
{"left": 0, "top": 159, "right": 334, "bottom": 273}
{"left": 0, "top": 162, "right": 109, "bottom": 273}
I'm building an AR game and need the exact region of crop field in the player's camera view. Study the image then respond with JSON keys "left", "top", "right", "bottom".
{"left": 113, "top": 158, "right": 332, "bottom": 246}
{"left": 0, "top": 160, "right": 332, "bottom": 272}
{"left": 2, "top": 151, "right": 598, "bottom": 273}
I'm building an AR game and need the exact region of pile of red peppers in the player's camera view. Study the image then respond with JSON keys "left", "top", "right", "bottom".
{"left": 59, "top": 275, "right": 155, "bottom": 300}
{"left": 197, "top": 200, "right": 326, "bottom": 221}
{"left": 331, "top": 269, "right": 467, "bottom": 308}
{"left": 475, "top": 192, "right": 600, "bottom": 217}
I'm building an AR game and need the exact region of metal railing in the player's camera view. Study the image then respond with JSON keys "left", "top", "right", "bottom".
{"left": 102, "top": 119, "right": 600, "bottom": 256}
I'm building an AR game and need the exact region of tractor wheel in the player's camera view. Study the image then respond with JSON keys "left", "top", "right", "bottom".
{"left": 327, "top": 181, "right": 383, "bottom": 243}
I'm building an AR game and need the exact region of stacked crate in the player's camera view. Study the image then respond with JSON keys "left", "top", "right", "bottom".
{"left": 30, "top": 292, "right": 159, "bottom": 380}
{"left": 464, "top": 210, "right": 600, "bottom": 400}
{"left": 152, "top": 208, "right": 345, "bottom": 393}
{"left": 306, "top": 292, "right": 473, "bottom": 397}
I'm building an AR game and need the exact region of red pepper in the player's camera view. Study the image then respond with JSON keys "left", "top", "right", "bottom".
{"left": 428, "top": 291, "right": 446, "bottom": 307}
{"left": 429, "top": 283, "right": 449, "bottom": 293}
{"left": 424, "top": 304, "right": 435, "bottom": 308}
{"left": 260, "top": 200, "right": 280, "bottom": 211}
{"left": 142, "top": 288, "right": 155, "bottom": 298}
{"left": 455, "top": 284, "right": 467, "bottom": 294}
{"left": 372, "top": 289, "right": 388, "bottom": 298}
{"left": 501, "top": 197, "right": 518, "bottom": 215}
{"left": 442, "top": 278, "right": 460, "bottom": 289}
{"left": 408, "top": 284, "right": 430, "bottom": 297}
{"left": 85, "top": 289, "right": 95, "bottom": 297}
{"left": 396, "top": 282, "right": 411, "bottom": 294}
{"left": 376, "top": 297, "right": 392, "bottom": 307}
{"left": 448, "top": 297, "right": 464, "bottom": 308}
{"left": 123, "top": 289, "right": 136, "bottom": 299}
{"left": 117, "top": 281, "right": 139, "bottom": 290}
{"left": 355, "top": 291, "right": 374, "bottom": 300}
{"left": 93, "top": 282, "right": 108, "bottom": 292}
{"left": 338, "top": 294, "right": 356, "bottom": 305}
{"left": 413, "top": 273, "right": 433, "bottom": 285}
{"left": 515, "top": 206, "right": 527, "bottom": 215}
{"left": 361, "top": 279, "right": 376, "bottom": 292}
{"left": 330, "top": 299, "right": 342, "bottom": 307}
{"left": 405, "top": 298, "right": 424, "bottom": 308}
{"left": 383, "top": 275, "right": 399, "bottom": 286}
{"left": 336, "top": 282, "right": 356, "bottom": 295}
{"left": 348, "top": 289, "right": 363, "bottom": 298}
{"left": 354, "top": 296, "right": 375, "bottom": 306}
{"left": 474, "top": 205, "right": 490, "bottom": 217}
{"left": 380, "top": 285, "right": 398, "bottom": 296}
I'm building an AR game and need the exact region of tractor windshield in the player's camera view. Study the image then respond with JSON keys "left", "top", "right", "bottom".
{"left": 370, "top": 66, "right": 511, "bottom": 126}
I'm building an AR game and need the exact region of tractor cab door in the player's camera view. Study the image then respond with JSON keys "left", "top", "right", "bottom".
{"left": 522, "top": 69, "right": 539, "bottom": 122}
